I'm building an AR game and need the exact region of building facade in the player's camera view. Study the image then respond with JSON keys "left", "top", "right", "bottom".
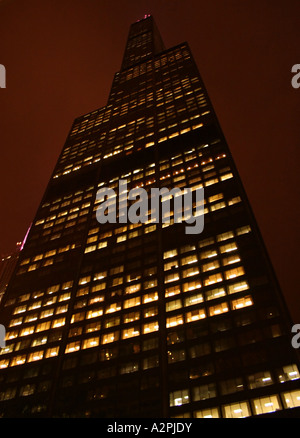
{"left": 0, "top": 16, "right": 299, "bottom": 418}
{"left": 0, "top": 244, "right": 21, "bottom": 305}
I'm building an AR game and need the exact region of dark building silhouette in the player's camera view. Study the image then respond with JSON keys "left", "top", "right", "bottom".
{"left": 0, "top": 15, "right": 299, "bottom": 418}
{"left": 0, "top": 243, "right": 22, "bottom": 305}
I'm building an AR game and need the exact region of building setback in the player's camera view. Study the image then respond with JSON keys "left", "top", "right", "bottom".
{"left": 0, "top": 15, "right": 299, "bottom": 418}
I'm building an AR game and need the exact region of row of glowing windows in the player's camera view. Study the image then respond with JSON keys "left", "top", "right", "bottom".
{"left": 56, "top": 150, "right": 229, "bottom": 222}
{"left": 71, "top": 70, "right": 202, "bottom": 139}
{"left": 172, "top": 391, "right": 300, "bottom": 417}
{"left": 117, "top": 45, "right": 191, "bottom": 83}
{"left": 19, "top": 243, "right": 78, "bottom": 267}
{"left": 7, "top": 257, "right": 250, "bottom": 319}
{"left": 4, "top": 291, "right": 254, "bottom": 349}
{"left": 113, "top": 75, "right": 200, "bottom": 109}
{"left": 41, "top": 188, "right": 94, "bottom": 211}
{"left": 96, "top": 166, "right": 232, "bottom": 198}
{"left": 35, "top": 203, "right": 91, "bottom": 229}
{"left": 22, "top": 220, "right": 248, "bottom": 283}
{"left": 0, "top": 295, "right": 254, "bottom": 368}
{"left": 113, "top": 75, "right": 201, "bottom": 113}
{"left": 54, "top": 128, "right": 216, "bottom": 180}
{"left": 70, "top": 107, "right": 112, "bottom": 136}
{"left": 110, "top": 81, "right": 205, "bottom": 117}
{"left": 8, "top": 270, "right": 250, "bottom": 320}
{"left": 4, "top": 283, "right": 250, "bottom": 340}
{"left": 101, "top": 116, "right": 207, "bottom": 161}
{"left": 70, "top": 47, "right": 194, "bottom": 135}
{"left": 60, "top": 137, "right": 101, "bottom": 160}
{"left": 0, "top": 366, "right": 299, "bottom": 404}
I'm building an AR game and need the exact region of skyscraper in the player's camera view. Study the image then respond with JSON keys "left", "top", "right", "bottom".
{"left": 0, "top": 15, "right": 299, "bottom": 418}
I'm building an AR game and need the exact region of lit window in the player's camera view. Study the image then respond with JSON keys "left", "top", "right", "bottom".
{"left": 102, "top": 331, "right": 119, "bottom": 344}
{"left": 36, "top": 321, "right": 51, "bottom": 332}
{"left": 277, "top": 364, "right": 300, "bottom": 383}
{"left": 125, "top": 283, "right": 141, "bottom": 294}
{"left": 166, "top": 314, "right": 184, "bottom": 328}
{"left": 231, "top": 295, "right": 253, "bottom": 310}
{"left": 82, "top": 337, "right": 99, "bottom": 349}
{"left": 166, "top": 299, "right": 182, "bottom": 312}
{"left": 252, "top": 395, "right": 281, "bottom": 415}
{"left": 222, "top": 401, "right": 250, "bottom": 418}
{"left": 194, "top": 408, "right": 220, "bottom": 418}
{"left": 200, "top": 249, "right": 218, "bottom": 259}
{"left": 143, "top": 321, "right": 159, "bottom": 334}
{"left": 204, "top": 273, "right": 223, "bottom": 286}
{"left": 165, "top": 286, "right": 181, "bottom": 297}
{"left": 220, "top": 242, "right": 237, "bottom": 253}
{"left": 40, "top": 309, "right": 54, "bottom": 319}
{"left": 13, "top": 305, "right": 27, "bottom": 315}
{"left": 28, "top": 350, "right": 44, "bottom": 362}
{"left": 143, "top": 292, "right": 158, "bottom": 304}
{"left": 10, "top": 355, "right": 26, "bottom": 367}
{"left": 236, "top": 225, "right": 251, "bottom": 235}
{"left": 65, "top": 341, "right": 80, "bottom": 353}
{"left": 51, "top": 318, "right": 65, "bottom": 328}
{"left": 205, "top": 287, "right": 226, "bottom": 301}
{"left": 20, "top": 326, "right": 34, "bottom": 337}
{"left": 169, "top": 389, "right": 189, "bottom": 407}
{"left": 45, "top": 346, "right": 59, "bottom": 358}
{"left": 186, "top": 308, "right": 206, "bottom": 322}
{"left": 282, "top": 390, "right": 300, "bottom": 409}
{"left": 225, "top": 267, "right": 245, "bottom": 280}
{"left": 78, "top": 276, "right": 91, "bottom": 285}
{"left": 163, "top": 249, "right": 178, "bottom": 259}
{"left": 106, "top": 302, "right": 122, "bottom": 313}
{"left": 182, "top": 266, "right": 199, "bottom": 278}
{"left": 184, "top": 293, "right": 203, "bottom": 307}
{"left": 86, "top": 308, "right": 103, "bottom": 319}
{"left": 248, "top": 371, "right": 273, "bottom": 389}
{"left": 202, "top": 260, "right": 220, "bottom": 272}
{"left": 182, "top": 280, "right": 201, "bottom": 293}
{"left": 222, "top": 254, "right": 241, "bottom": 266}
{"left": 227, "top": 281, "right": 249, "bottom": 295}
{"left": 209, "top": 302, "right": 229, "bottom": 316}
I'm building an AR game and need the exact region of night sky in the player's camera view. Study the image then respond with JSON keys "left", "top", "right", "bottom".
{"left": 0, "top": 0, "right": 299, "bottom": 322}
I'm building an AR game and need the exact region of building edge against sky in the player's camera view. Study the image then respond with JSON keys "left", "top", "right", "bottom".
{"left": 0, "top": 15, "right": 299, "bottom": 418}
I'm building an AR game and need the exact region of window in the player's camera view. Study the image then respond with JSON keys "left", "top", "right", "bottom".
{"left": 186, "top": 308, "right": 206, "bottom": 322}
{"left": 282, "top": 390, "right": 300, "bottom": 409}
{"left": 248, "top": 371, "right": 273, "bottom": 389}
{"left": 252, "top": 395, "right": 281, "bottom": 415}
{"left": 124, "top": 297, "right": 140, "bottom": 309}
{"left": 204, "top": 273, "right": 223, "bottom": 286}
{"left": 166, "top": 314, "right": 184, "bottom": 328}
{"left": 194, "top": 407, "right": 220, "bottom": 418}
{"left": 277, "top": 364, "right": 300, "bottom": 383}
{"left": 231, "top": 295, "right": 253, "bottom": 310}
{"left": 205, "top": 287, "right": 226, "bottom": 301}
{"left": 228, "top": 281, "right": 249, "bottom": 295}
{"left": 165, "top": 285, "right": 181, "bottom": 297}
{"left": 166, "top": 299, "right": 182, "bottom": 312}
{"left": 209, "top": 302, "right": 229, "bottom": 316}
{"left": 28, "top": 350, "right": 44, "bottom": 362}
{"left": 169, "top": 389, "right": 189, "bottom": 407}
{"left": 220, "top": 378, "right": 244, "bottom": 395}
{"left": 82, "top": 337, "right": 99, "bottom": 349}
{"left": 65, "top": 341, "right": 80, "bottom": 354}
{"left": 143, "top": 321, "right": 159, "bottom": 334}
{"left": 222, "top": 401, "right": 250, "bottom": 418}
{"left": 122, "top": 326, "right": 140, "bottom": 339}
{"left": 193, "top": 383, "right": 216, "bottom": 401}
